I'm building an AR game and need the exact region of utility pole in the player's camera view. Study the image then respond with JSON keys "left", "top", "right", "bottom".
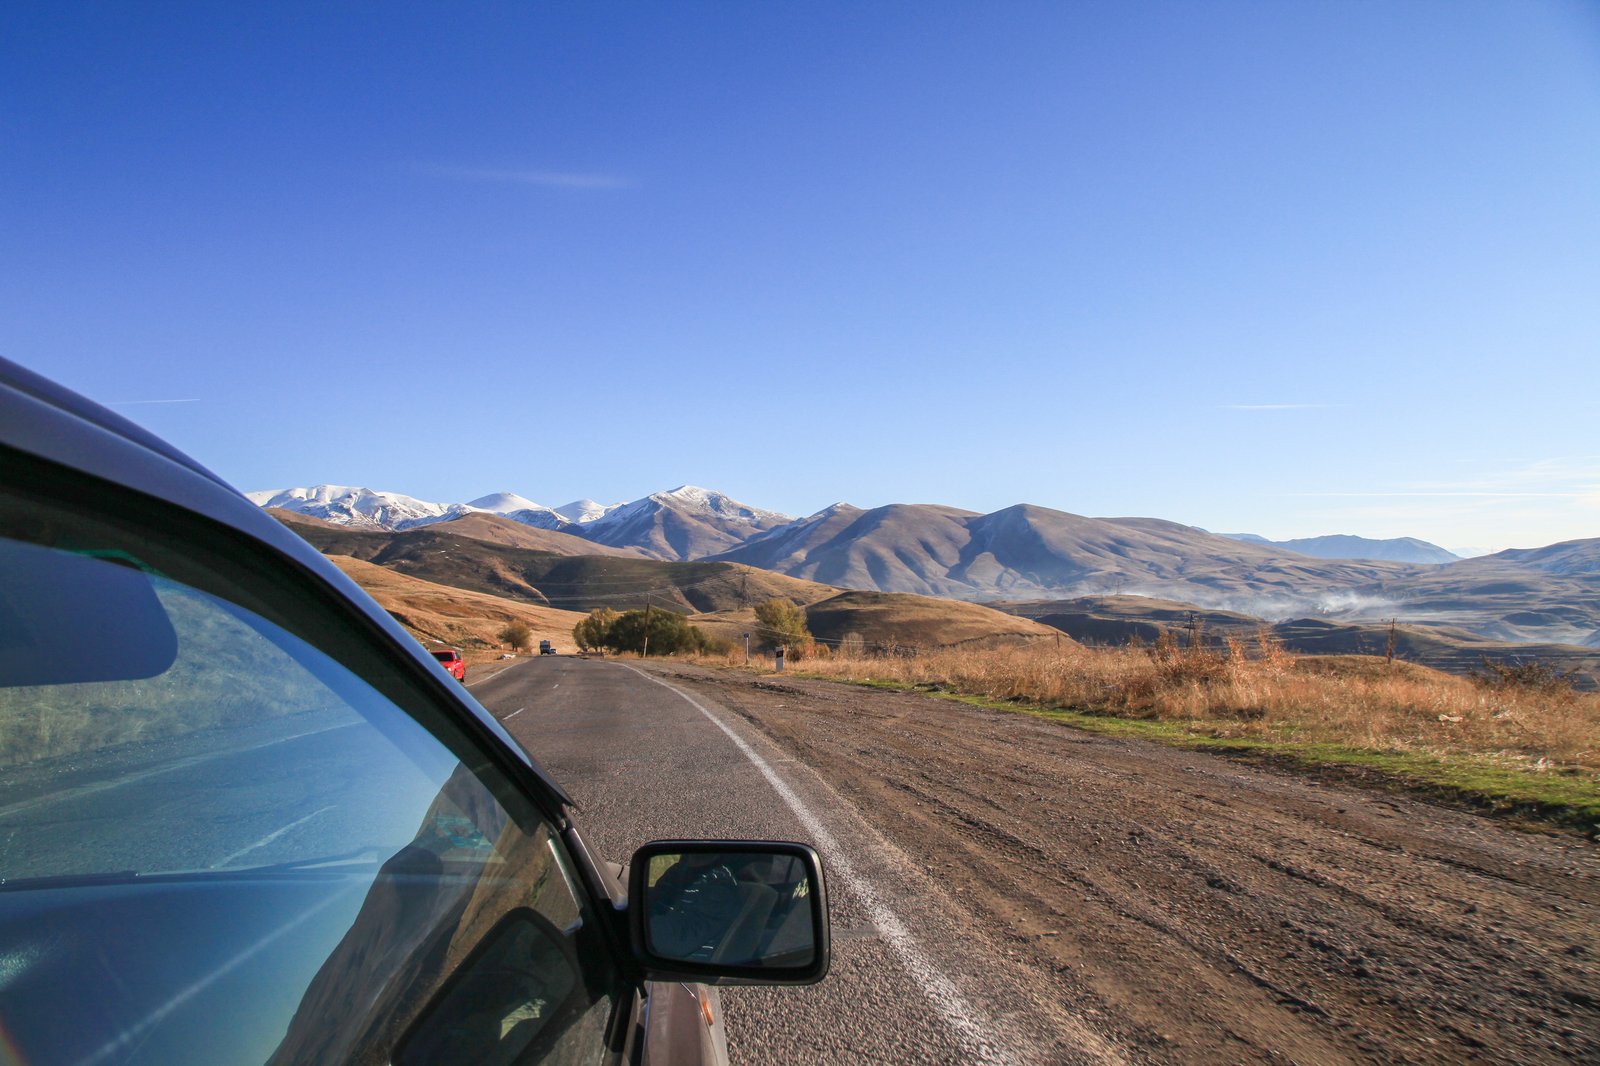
{"left": 740, "top": 569, "right": 748, "bottom": 610}
{"left": 1385, "top": 619, "right": 1397, "bottom": 664}
{"left": 742, "top": 632, "right": 750, "bottom": 664}
{"left": 641, "top": 595, "right": 651, "bottom": 659}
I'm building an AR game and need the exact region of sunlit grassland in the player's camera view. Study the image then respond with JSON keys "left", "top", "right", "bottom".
{"left": 684, "top": 635, "right": 1600, "bottom": 830}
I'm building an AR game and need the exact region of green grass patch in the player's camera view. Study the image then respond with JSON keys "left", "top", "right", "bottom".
{"left": 792, "top": 671, "right": 1600, "bottom": 837}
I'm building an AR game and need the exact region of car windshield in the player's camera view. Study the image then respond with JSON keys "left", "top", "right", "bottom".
{"left": 0, "top": 481, "right": 616, "bottom": 1065}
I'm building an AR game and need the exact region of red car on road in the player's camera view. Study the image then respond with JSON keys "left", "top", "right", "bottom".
{"left": 431, "top": 647, "right": 466, "bottom": 681}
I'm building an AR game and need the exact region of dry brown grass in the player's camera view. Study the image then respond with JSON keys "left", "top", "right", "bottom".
{"left": 686, "top": 636, "right": 1600, "bottom": 773}
{"left": 330, "top": 556, "right": 588, "bottom": 665}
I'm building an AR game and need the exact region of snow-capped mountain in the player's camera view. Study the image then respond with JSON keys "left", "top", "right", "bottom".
{"left": 246, "top": 483, "right": 783, "bottom": 557}
{"left": 577, "top": 486, "right": 794, "bottom": 560}
{"left": 554, "top": 498, "right": 624, "bottom": 524}
{"left": 468, "top": 493, "right": 623, "bottom": 528}
{"left": 247, "top": 485, "right": 472, "bottom": 531}
{"left": 466, "top": 492, "right": 545, "bottom": 514}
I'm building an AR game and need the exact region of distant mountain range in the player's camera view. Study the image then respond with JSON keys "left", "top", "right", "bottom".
{"left": 1221, "top": 533, "right": 1458, "bottom": 565}
{"left": 247, "top": 483, "right": 792, "bottom": 558}
{"left": 251, "top": 483, "right": 1599, "bottom": 648}
{"left": 246, "top": 485, "right": 634, "bottom": 532}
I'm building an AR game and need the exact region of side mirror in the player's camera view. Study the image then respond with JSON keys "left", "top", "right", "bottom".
{"left": 628, "top": 840, "right": 829, "bottom": 986}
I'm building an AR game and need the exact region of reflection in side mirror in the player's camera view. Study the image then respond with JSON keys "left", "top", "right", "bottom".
{"left": 629, "top": 841, "right": 829, "bottom": 986}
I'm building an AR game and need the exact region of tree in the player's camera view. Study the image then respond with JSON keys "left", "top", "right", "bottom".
{"left": 604, "top": 608, "right": 704, "bottom": 656}
{"left": 498, "top": 620, "right": 533, "bottom": 653}
{"left": 754, "top": 598, "right": 810, "bottom": 651}
{"left": 572, "top": 608, "right": 619, "bottom": 652}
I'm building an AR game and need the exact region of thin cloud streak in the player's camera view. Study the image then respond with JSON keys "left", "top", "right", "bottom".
{"left": 1290, "top": 492, "right": 1590, "bottom": 498}
{"left": 1305, "top": 458, "right": 1600, "bottom": 499}
{"left": 1278, "top": 455, "right": 1600, "bottom": 550}
{"left": 107, "top": 398, "right": 202, "bottom": 406}
{"left": 420, "top": 165, "right": 634, "bottom": 190}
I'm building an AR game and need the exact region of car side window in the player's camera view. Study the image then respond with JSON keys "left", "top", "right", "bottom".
{"left": 0, "top": 487, "right": 622, "bottom": 1066}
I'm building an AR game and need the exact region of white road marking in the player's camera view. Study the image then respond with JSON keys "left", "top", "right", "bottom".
{"left": 211, "top": 805, "right": 337, "bottom": 869}
{"left": 624, "top": 666, "right": 1023, "bottom": 1066}
{"left": 503, "top": 707, "right": 526, "bottom": 721}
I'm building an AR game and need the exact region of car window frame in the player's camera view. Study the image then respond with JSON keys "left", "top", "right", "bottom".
{"left": 1, "top": 442, "right": 571, "bottom": 816}
{"left": 0, "top": 440, "right": 647, "bottom": 1052}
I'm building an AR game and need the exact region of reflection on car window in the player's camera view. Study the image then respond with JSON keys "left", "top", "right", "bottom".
{"left": 0, "top": 489, "right": 618, "bottom": 1066}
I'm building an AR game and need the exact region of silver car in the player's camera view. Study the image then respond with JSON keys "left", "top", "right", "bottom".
{"left": 0, "top": 356, "right": 829, "bottom": 1065}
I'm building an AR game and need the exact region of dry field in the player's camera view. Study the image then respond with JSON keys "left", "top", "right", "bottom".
{"left": 692, "top": 636, "right": 1600, "bottom": 781}
{"left": 678, "top": 630, "right": 1600, "bottom": 819}
{"left": 328, "top": 555, "right": 589, "bottom": 664}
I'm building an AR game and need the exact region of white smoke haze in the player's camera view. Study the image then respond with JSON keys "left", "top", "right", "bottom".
{"left": 1312, "top": 591, "right": 1410, "bottom": 618}
{"left": 1092, "top": 584, "right": 1333, "bottom": 622}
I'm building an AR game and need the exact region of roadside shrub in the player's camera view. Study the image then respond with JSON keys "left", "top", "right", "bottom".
{"left": 605, "top": 608, "right": 705, "bottom": 656}
{"left": 691, "top": 629, "right": 732, "bottom": 656}
{"left": 497, "top": 621, "right": 532, "bottom": 652}
{"left": 1147, "top": 630, "right": 1231, "bottom": 687}
{"left": 572, "top": 608, "right": 619, "bottom": 652}
{"left": 754, "top": 597, "right": 811, "bottom": 651}
{"left": 1470, "top": 656, "right": 1581, "bottom": 696}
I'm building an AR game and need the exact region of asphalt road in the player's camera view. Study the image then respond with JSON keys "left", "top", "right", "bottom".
{"left": 471, "top": 655, "right": 1123, "bottom": 1066}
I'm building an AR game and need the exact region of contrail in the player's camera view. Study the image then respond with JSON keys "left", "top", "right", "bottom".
{"left": 107, "top": 398, "right": 202, "bottom": 406}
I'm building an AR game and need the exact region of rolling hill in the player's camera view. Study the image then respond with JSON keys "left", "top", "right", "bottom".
{"left": 713, "top": 502, "right": 1417, "bottom": 610}
{"left": 997, "top": 594, "right": 1600, "bottom": 687}
{"left": 259, "top": 487, "right": 1596, "bottom": 651}
{"left": 274, "top": 515, "right": 835, "bottom": 614}
{"left": 269, "top": 508, "right": 647, "bottom": 558}
{"left": 801, "top": 591, "right": 1067, "bottom": 650}
{"left": 686, "top": 591, "right": 1068, "bottom": 655}
{"left": 276, "top": 511, "right": 1069, "bottom": 655}
{"left": 327, "top": 555, "right": 588, "bottom": 656}
{"left": 297, "top": 527, "right": 1062, "bottom": 658}
{"left": 1349, "top": 538, "right": 1600, "bottom": 647}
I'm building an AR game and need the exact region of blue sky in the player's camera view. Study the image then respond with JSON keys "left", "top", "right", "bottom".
{"left": 4, "top": 2, "right": 1598, "bottom": 553}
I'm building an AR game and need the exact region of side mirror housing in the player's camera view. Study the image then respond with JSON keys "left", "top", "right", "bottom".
{"left": 627, "top": 840, "right": 829, "bottom": 986}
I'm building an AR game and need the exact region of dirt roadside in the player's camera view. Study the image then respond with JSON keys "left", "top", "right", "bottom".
{"left": 650, "top": 664, "right": 1598, "bottom": 1065}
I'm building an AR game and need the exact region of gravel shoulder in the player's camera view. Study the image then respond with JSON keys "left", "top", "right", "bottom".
{"left": 645, "top": 663, "right": 1599, "bottom": 1065}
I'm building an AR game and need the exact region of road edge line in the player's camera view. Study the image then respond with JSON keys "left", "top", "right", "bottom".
{"left": 623, "top": 664, "right": 1023, "bottom": 1066}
